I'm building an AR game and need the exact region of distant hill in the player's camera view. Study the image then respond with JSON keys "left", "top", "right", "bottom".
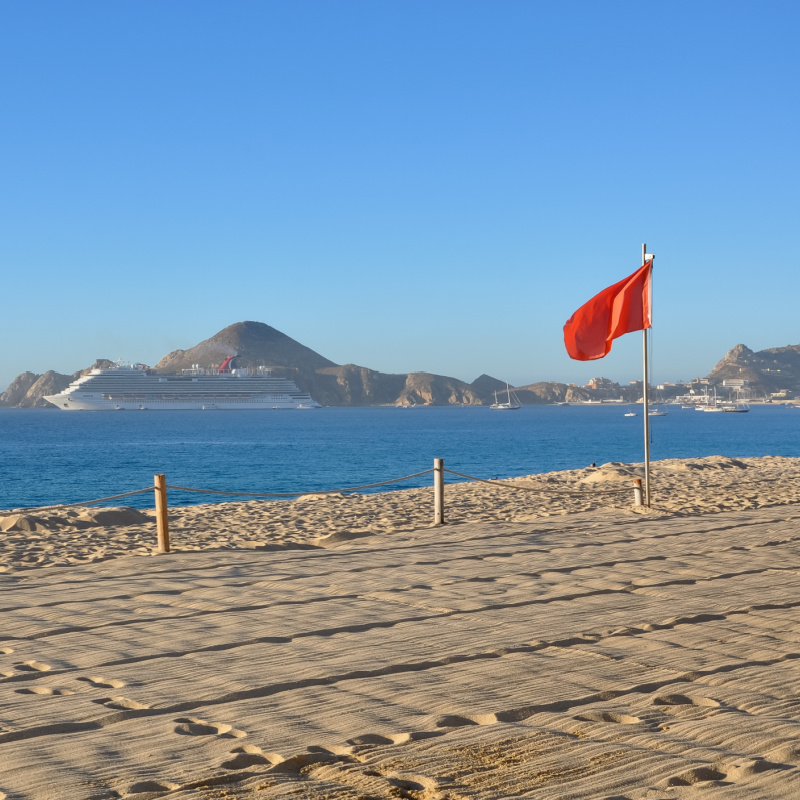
{"left": 513, "top": 381, "right": 593, "bottom": 405}
{"left": 708, "top": 343, "right": 800, "bottom": 393}
{"left": 154, "top": 321, "right": 336, "bottom": 374}
{"left": 0, "top": 360, "right": 114, "bottom": 409}
{"left": 5, "top": 325, "right": 799, "bottom": 408}
{"left": 0, "top": 324, "right": 489, "bottom": 408}
{"left": 153, "top": 322, "right": 484, "bottom": 406}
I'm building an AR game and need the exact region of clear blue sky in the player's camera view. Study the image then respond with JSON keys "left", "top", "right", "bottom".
{"left": 2, "top": 1, "right": 798, "bottom": 391}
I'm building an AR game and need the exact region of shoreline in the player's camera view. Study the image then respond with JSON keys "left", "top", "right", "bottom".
{"left": 2, "top": 455, "right": 800, "bottom": 573}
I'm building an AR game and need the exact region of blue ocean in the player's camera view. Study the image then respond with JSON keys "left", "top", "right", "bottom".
{"left": 1, "top": 405, "right": 799, "bottom": 511}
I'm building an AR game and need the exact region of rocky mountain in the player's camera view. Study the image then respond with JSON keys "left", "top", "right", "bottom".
{"left": 0, "top": 371, "right": 73, "bottom": 409}
{"left": 152, "top": 322, "right": 484, "bottom": 406}
{"left": 0, "top": 360, "right": 114, "bottom": 409}
{"left": 6, "top": 323, "right": 799, "bottom": 408}
{"left": 0, "top": 324, "right": 489, "bottom": 408}
{"left": 708, "top": 343, "right": 800, "bottom": 393}
{"left": 154, "top": 322, "right": 336, "bottom": 374}
{"left": 513, "top": 381, "right": 593, "bottom": 405}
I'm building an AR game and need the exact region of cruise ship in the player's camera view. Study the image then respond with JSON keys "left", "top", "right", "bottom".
{"left": 43, "top": 357, "right": 322, "bottom": 411}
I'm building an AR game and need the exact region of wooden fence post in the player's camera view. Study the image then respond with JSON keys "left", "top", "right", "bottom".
{"left": 633, "top": 478, "right": 643, "bottom": 507}
{"left": 154, "top": 473, "right": 170, "bottom": 553}
{"left": 434, "top": 458, "right": 445, "bottom": 525}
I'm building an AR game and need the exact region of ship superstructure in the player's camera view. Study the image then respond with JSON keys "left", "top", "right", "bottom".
{"left": 43, "top": 359, "right": 321, "bottom": 410}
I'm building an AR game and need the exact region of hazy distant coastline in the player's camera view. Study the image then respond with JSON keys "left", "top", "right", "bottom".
{"left": 2, "top": 322, "right": 798, "bottom": 408}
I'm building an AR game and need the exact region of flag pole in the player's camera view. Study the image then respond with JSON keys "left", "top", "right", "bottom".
{"left": 642, "top": 243, "right": 652, "bottom": 507}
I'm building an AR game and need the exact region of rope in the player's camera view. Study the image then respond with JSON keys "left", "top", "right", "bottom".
{"left": 5, "top": 487, "right": 154, "bottom": 514}
{"left": 442, "top": 469, "right": 632, "bottom": 496}
{"left": 165, "top": 469, "right": 436, "bottom": 499}
{"left": 4, "top": 465, "right": 633, "bottom": 516}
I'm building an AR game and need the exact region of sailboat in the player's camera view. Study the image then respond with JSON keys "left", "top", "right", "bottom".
{"left": 721, "top": 390, "right": 750, "bottom": 413}
{"left": 701, "top": 387, "right": 724, "bottom": 412}
{"left": 647, "top": 395, "right": 668, "bottom": 416}
{"left": 490, "top": 382, "right": 521, "bottom": 410}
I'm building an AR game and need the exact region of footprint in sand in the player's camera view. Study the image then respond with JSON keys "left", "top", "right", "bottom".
{"left": 0, "top": 647, "right": 13, "bottom": 655}
{"left": 387, "top": 773, "right": 440, "bottom": 795}
{"left": 726, "top": 758, "right": 783, "bottom": 781}
{"left": 652, "top": 694, "right": 721, "bottom": 708}
{"left": 94, "top": 696, "right": 150, "bottom": 710}
{"left": 15, "top": 661, "right": 52, "bottom": 672}
{"left": 14, "top": 686, "right": 74, "bottom": 696}
{"left": 173, "top": 717, "right": 246, "bottom": 738}
{"left": 77, "top": 676, "right": 126, "bottom": 689}
{"left": 388, "top": 731, "right": 446, "bottom": 745}
{"left": 574, "top": 710, "right": 641, "bottom": 725}
{"left": 664, "top": 766, "right": 726, "bottom": 786}
{"left": 126, "top": 780, "right": 181, "bottom": 794}
{"left": 345, "top": 733, "right": 395, "bottom": 745}
{"left": 221, "top": 745, "right": 274, "bottom": 770}
{"left": 434, "top": 715, "right": 479, "bottom": 728}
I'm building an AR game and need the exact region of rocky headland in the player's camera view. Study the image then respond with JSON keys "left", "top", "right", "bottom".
{"left": 2, "top": 323, "right": 799, "bottom": 408}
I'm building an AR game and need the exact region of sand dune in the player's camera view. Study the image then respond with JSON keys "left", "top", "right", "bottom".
{"left": 2, "top": 457, "right": 800, "bottom": 797}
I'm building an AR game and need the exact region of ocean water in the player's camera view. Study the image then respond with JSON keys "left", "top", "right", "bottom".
{"left": 1, "top": 405, "right": 799, "bottom": 511}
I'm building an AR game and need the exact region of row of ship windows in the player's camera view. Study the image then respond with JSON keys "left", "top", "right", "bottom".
{"left": 99, "top": 395, "right": 295, "bottom": 400}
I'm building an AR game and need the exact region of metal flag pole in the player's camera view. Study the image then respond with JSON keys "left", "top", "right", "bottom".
{"left": 642, "top": 243, "right": 652, "bottom": 507}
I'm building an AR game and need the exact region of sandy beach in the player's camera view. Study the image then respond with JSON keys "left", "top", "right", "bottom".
{"left": 3, "top": 455, "right": 800, "bottom": 798}
{"left": 3, "top": 455, "right": 800, "bottom": 573}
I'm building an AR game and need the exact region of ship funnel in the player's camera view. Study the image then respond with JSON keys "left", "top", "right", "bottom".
{"left": 219, "top": 355, "right": 236, "bottom": 374}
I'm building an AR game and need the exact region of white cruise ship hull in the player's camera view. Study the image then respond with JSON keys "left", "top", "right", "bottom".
{"left": 48, "top": 395, "right": 315, "bottom": 411}
{"left": 43, "top": 364, "right": 321, "bottom": 411}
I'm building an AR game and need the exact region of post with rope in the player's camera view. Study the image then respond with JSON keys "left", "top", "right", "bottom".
{"left": 154, "top": 474, "right": 170, "bottom": 553}
{"left": 433, "top": 458, "right": 445, "bottom": 525}
{"left": 633, "top": 478, "right": 643, "bottom": 507}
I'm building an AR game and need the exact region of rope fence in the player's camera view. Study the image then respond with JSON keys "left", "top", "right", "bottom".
{"left": 4, "top": 460, "right": 646, "bottom": 554}
{"left": 164, "top": 469, "right": 436, "bottom": 498}
{"left": 442, "top": 468, "right": 633, "bottom": 496}
{"left": 9, "top": 487, "right": 156, "bottom": 514}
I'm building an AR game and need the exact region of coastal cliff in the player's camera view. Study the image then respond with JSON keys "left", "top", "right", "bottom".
{"left": 0, "top": 360, "right": 115, "bottom": 409}
{"left": 707, "top": 342, "right": 800, "bottom": 393}
{"left": 0, "top": 371, "right": 73, "bottom": 409}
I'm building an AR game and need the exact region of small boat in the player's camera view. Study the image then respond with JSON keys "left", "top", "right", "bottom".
{"left": 699, "top": 388, "right": 732, "bottom": 412}
{"left": 648, "top": 409, "right": 668, "bottom": 416}
{"left": 490, "top": 383, "right": 521, "bottom": 411}
{"left": 202, "top": 403, "right": 219, "bottom": 410}
{"left": 624, "top": 411, "right": 637, "bottom": 417}
{"left": 721, "top": 390, "right": 750, "bottom": 413}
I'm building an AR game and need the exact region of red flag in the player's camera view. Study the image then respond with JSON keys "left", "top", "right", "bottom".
{"left": 563, "top": 261, "right": 652, "bottom": 361}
